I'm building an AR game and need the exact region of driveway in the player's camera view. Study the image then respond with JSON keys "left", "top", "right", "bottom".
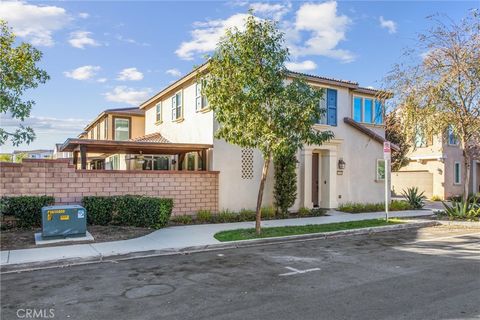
{"left": 1, "top": 225, "right": 479, "bottom": 320}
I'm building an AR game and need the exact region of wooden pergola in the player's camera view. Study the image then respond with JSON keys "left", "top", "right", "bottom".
{"left": 60, "top": 138, "right": 212, "bottom": 170}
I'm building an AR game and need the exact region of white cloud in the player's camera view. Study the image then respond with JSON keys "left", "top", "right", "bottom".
{"left": 0, "top": 0, "right": 70, "bottom": 46}
{"left": 379, "top": 16, "right": 397, "bottom": 34}
{"left": 250, "top": 2, "right": 291, "bottom": 20}
{"left": 166, "top": 69, "right": 182, "bottom": 77}
{"left": 78, "top": 12, "right": 89, "bottom": 19}
{"left": 115, "top": 35, "right": 150, "bottom": 46}
{"left": 0, "top": 114, "right": 88, "bottom": 134}
{"left": 64, "top": 65, "right": 101, "bottom": 81}
{"left": 176, "top": 13, "right": 250, "bottom": 60}
{"left": 117, "top": 68, "right": 144, "bottom": 81}
{"left": 68, "top": 31, "right": 100, "bottom": 49}
{"left": 97, "top": 78, "right": 107, "bottom": 83}
{"left": 285, "top": 60, "right": 317, "bottom": 72}
{"left": 291, "top": 2, "right": 354, "bottom": 63}
{"left": 176, "top": 1, "right": 354, "bottom": 63}
{"left": 104, "top": 86, "right": 151, "bottom": 106}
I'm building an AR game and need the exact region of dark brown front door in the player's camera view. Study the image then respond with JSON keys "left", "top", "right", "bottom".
{"left": 312, "top": 153, "right": 319, "bottom": 207}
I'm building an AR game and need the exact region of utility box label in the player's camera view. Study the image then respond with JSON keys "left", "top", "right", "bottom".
{"left": 60, "top": 215, "right": 70, "bottom": 221}
{"left": 78, "top": 210, "right": 85, "bottom": 219}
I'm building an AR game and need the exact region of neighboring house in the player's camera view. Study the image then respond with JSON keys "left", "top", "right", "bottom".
{"left": 392, "top": 129, "right": 480, "bottom": 199}
{"left": 12, "top": 149, "right": 53, "bottom": 162}
{"left": 78, "top": 107, "right": 146, "bottom": 170}
{"left": 53, "top": 143, "right": 73, "bottom": 160}
{"left": 136, "top": 64, "right": 394, "bottom": 211}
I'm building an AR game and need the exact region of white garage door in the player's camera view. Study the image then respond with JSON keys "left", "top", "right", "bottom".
{"left": 391, "top": 171, "right": 433, "bottom": 198}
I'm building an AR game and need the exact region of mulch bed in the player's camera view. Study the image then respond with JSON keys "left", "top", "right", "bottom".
{"left": 0, "top": 225, "right": 153, "bottom": 251}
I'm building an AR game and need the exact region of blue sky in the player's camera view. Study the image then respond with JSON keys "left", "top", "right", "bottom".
{"left": 0, "top": 0, "right": 477, "bottom": 152}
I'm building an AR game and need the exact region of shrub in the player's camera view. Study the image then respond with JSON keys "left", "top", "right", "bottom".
{"left": 431, "top": 195, "right": 442, "bottom": 201}
{"left": 196, "top": 210, "right": 213, "bottom": 223}
{"left": 310, "top": 208, "right": 327, "bottom": 217}
{"left": 215, "top": 210, "right": 237, "bottom": 223}
{"left": 83, "top": 195, "right": 173, "bottom": 228}
{"left": 338, "top": 201, "right": 413, "bottom": 213}
{"left": 261, "top": 206, "right": 275, "bottom": 219}
{"left": 273, "top": 150, "right": 297, "bottom": 216}
{"left": 171, "top": 215, "right": 194, "bottom": 225}
{"left": 401, "top": 187, "right": 426, "bottom": 209}
{"left": 0, "top": 196, "right": 54, "bottom": 228}
{"left": 238, "top": 209, "right": 256, "bottom": 222}
{"left": 83, "top": 196, "right": 115, "bottom": 225}
{"left": 441, "top": 197, "right": 480, "bottom": 221}
{"left": 297, "top": 207, "right": 311, "bottom": 217}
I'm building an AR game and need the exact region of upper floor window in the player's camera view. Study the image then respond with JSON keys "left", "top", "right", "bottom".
{"left": 317, "top": 92, "right": 327, "bottom": 125}
{"left": 96, "top": 124, "right": 100, "bottom": 140}
{"left": 155, "top": 102, "right": 162, "bottom": 123}
{"left": 171, "top": 91, "right": 182, "bottom": 121}
{"left": 317, "top": 89, "right": 337, "bottom": 126}
{"left": 447, "top": 126, "right": 458, "bottom": 145}
{"left": 414, "top": 131, "right": 427, "bottom": 148}
{"left": 104, "top": 118, "right": 108, "bottom": 139}
{"left": 114, "top": 118, "right": 130, "bottom": 141}
{"left": 195, "top": 80, "right": 208, "bottom": 111}
{"left": 353, "top": 96, "right": 384, "bottom": 124}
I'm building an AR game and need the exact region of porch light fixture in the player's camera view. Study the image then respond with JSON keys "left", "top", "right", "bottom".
{"left": 338, "top": 159, "right": 346, "bottom": 170}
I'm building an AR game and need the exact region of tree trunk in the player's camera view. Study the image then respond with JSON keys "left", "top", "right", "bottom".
{"left": 255, "top": 153, "right": 271, "bottom": 235}
{"left": 463, "top": 152, "right": 471, "bottom": 202}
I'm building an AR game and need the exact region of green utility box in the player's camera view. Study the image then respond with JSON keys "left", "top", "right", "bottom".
{"left": 41, "top": 205, "right": 87, "bottom": 238}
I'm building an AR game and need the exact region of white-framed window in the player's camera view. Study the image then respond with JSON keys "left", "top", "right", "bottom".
{"left": 353, "top": 96, "right": 384, "bottom": 124}
{"left": 114, "top": 118, "right": 130, "bottom": 141}
{"left": 171, "top": 91, "right": 182, "bottom": 121}
{"left": 447, "top": 126, "right": 459, "bottom": 145}
{"left": 376, "top": 159, "right": 385, "bottom": 181}
{"left": 317, "top": 90, "right": 327, "bottom": 124}
{"left": 195, "top": 80, "right": 208, "bottom": 111}
{"left": 414, "top": 131, "right": 427, "bottom": 148}
{"left": 155, "top": 102, "right": 162, "bottom": 123}
{"left": 454, "top": 162, "right": 461, "bottom": 185}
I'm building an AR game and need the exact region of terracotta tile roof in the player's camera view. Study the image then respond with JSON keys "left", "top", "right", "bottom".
{"left": 130, "top": 132, "right": 171, "bottom": 143}
{"left": 343, "top": 117, "right": 399, "bottom": 151}
{"left": 286, "top": 70, "right": 359, "bottom": 87}
{"left": 103, "top": 107, "right": 145, "bottom": 116}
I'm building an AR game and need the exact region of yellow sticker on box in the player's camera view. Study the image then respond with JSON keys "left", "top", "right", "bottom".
{"left": 60, "top": 215, "right": 70, "bottom": 221}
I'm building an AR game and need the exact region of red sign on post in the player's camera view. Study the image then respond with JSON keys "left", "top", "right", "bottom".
{"left": 383, "top": 142, "right": 391, "bottom": 160}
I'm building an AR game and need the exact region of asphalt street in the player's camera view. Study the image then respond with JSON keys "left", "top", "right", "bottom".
{"left": 1, "top": 225, "right": 479, "bottom": 320}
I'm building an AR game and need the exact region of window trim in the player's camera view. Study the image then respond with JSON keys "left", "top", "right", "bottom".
{"left": 103, "top": 118, "right": 108, "bottom": 140}
{"left": 195, "top": 80, "right": 209, "bottom": 112}
{"left": 454, "top": 161, "right": 461, "bottom": 185}
{"left": 96, "top": 124, "right": 100, "bottom": 140}
{"left": 155, "top": 102, "right": 162, "bottom": 124}
{"left": 352, "top": 95, "right": 384, "bottom": 125}
{"left": 447, "top": 126, "right": 459, "bottom": 146}
{"left": 376, "top": 159, "right": 386, "bottom": 181}
{"left": 112, "top": 116, "right": 131, "bottom": 141}
{"left": 171, "top": 90, "right": 183, "bottom": 122}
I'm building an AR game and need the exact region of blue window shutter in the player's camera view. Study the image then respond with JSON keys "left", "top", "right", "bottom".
{"left": 327, "top": 89, "right": 337, "bottom": 126}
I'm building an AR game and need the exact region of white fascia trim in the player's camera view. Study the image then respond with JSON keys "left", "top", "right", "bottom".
{"left": 409, "top": 154, "right": 446, "bottom": 161}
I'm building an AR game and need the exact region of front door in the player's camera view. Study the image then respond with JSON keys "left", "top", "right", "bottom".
{"left": 312, "top": 153, "right": 319, "bottom": 207}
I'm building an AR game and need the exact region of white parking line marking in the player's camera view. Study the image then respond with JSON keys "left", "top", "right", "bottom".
{"left": 279, "top": 266, "right": 320, "bottom": 276}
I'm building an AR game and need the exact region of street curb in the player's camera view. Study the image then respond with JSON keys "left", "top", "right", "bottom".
{"left": 436, "top": 220, "right": 480, "bottom": 228}
{"left": 0, "top": 220, "right": 439, "bottom": 274}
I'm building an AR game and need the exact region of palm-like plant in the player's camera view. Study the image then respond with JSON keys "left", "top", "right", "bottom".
{"left": 442, "top": 196, "right": 480, "bottom": 221}
{"left": 401, "top": 187, "right": 426, "bottom": 209}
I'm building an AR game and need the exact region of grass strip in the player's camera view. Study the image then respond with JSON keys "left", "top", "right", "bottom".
{"left": 214, "top": 219, "right": 403, "bottom": 242}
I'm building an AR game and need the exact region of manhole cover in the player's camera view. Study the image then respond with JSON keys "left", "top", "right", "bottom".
{"left": 124, "top": 284, "right": 175, "bottom": 299}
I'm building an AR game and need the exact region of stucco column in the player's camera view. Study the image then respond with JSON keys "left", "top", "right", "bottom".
{"left": 302, "top": 149, "right": 313, "bottom": 209}
{"left": 327, "top": 149, "right": 338, "bottom": 208}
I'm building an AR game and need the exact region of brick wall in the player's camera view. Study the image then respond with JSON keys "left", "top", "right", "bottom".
{"left": 0, "top": 159, "right": 219, "bottom": 215}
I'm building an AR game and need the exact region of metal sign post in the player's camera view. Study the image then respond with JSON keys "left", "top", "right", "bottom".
{"left": 383, "top": 142, "right": 391, "bottom": 221}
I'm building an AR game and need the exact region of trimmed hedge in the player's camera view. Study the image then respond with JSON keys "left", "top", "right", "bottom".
{"left": 82, "top": 195, "right": 173, "bottom": 228}
{"left": 0, "top": 196, "right": 55, "bottom": 228}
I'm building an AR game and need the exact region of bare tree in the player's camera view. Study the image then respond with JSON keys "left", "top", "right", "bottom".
{"left": 384, "top": 11, "right": 480, "bottom": 200}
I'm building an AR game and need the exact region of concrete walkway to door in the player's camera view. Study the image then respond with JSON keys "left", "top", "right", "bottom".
{"left": 1, "top": 209, "right": 434, "bottom": 267}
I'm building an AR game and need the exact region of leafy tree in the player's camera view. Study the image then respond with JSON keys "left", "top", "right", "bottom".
{"left": 205, "top": 15, "right": 333, "bottom": 234}
{"left": 0, "top": 153, "right": 12, "bottom": 162}
{"left": 385, "top": 111, "right": 411, "bottom": 171}
{"left": 0, "top": 20, "right": 49, "bottom": 146}
{"left": 384, "top": 12, "right": 480, "bottom": 200}
{"left": 273, "top": 148, "right": 298, "bottom": 217}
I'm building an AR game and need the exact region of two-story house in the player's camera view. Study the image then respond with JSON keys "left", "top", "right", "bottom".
{"left": 392, "top": 129, "right": 480, "bottom": 199}
{"left": 78, "top": 107, "right": 145, "bottom": 170}
{"left": 137, "top": 64, "right": 395, "bottom": 211}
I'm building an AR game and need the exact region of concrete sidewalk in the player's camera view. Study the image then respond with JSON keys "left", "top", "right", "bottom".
{"left": 0, "top": 210, "right": 434, "bottom": 267}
